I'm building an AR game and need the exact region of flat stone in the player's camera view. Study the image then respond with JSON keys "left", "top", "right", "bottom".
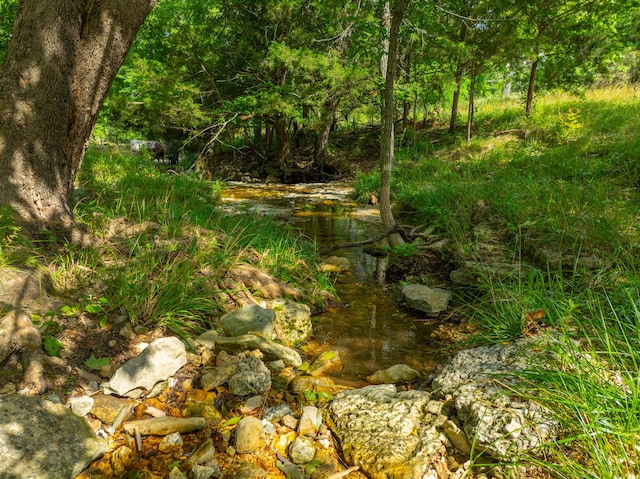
{"left": 402, "top": 284, "right": 452, "bottom": 314}
{"left": 214, "top": 333, "right": 302, "bottom": 367}
{"left": 298, "top": 406, "right": 320, "bottom": 437}
{"left": 185, "top": 438, "right": 217, "bottom": 468}
{"left": 200, "top": 364, "right": 237, "bottom": 391}
{"left": 307, "top": 350, "right": 342, "bottom": 377}
{"left": 107, "top": 336, "right": 187, "bottom": 396}
{"left": 0, "top": 395, "right": 107, "bottom": 479}
{"left": 220, "top": 304, "right": 276, "bottom": 338}
{"left": 318, "top": 256, "right": 350, "bottom": 273}
{"left": 366, "top": 364, "right": 421, "bottom": 384}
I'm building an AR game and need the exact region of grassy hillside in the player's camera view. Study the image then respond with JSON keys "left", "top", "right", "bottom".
{"left": 354, "top": 86, "right": 640, "bottom": 478}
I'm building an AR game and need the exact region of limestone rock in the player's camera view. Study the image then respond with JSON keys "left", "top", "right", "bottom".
{"left": 200, "top": 364, "right": 237, "bottom": 391}
{"left": 123, "top": 416, "right": 206, "bottom": 436}
{"left": 327, "top": 385, "right": 446, "bottom": 479}
{"left": 69, "top": 395, "right": 95, "bottom": 417}
{"left": 366, "top": 364, "right": 421, "bottom": 384}
{"left": 107, "top": 336, "right": 187, "bottom": 396}
{"left": 431, "top": 337, "right": 559, "bottom": 460}
{"left": 158, "top": 432, "right": 184, "bottom": 454}
{"left": 214, "top": 333, "right": 302, "bottom": 367}
{"left": 235, "top": 416, "right": 265, "bottom": 453}
{"left": 228, "top": 354, "right": 271, "bottom": 396}
{"left": 307, "top": 350, "right": 342, "bottom": 377}
{"left": 318, "top": 256, "right": 350, "bottom": 273}
{"left": 270, "top": 298, "right": 312, "bottom": 346}
{"left": 289, "top": 376, "right": 342, "bottom": 396}
{"left": 402, "top": 284, "right": 452, "bottom": 314}
{"left": 185, "top": 438, "right": 217, "bottom": 468}
{"left": 0, "top": 395, "right": 107, "bottom": 479}
{"left": 220, "top": 304, "right": 276, "bottom": 338}
{"left": 297, "top": 405, "right": 320, "bottom": 437}
{"left": 289, "top": 435, "right": 316, "bottom": 465}
{"left": 90, "top": 394, "right": 135, "bottom": 433}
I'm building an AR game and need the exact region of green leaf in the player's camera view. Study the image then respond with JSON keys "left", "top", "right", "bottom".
{"left": 43, "top": 336, "right": 63, "bottom": 357}
{"left": 222, "top": 416, "right": 242, "bottom": 427}
{"left": 304, "top": 459, "right": 323, "bottom": 476}
{"left": 85, "top": 304, "right": 102, "bottom": 314}
{"left": 303, "top": 390, "right": 318, "bottom": 402}
{"left": 297, "top": 362, "right": 310, "bottom": 371}
{"left": 85, "top": 354, "right": 110, "bottom": 370}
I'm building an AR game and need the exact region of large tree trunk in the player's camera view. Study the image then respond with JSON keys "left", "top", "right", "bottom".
{"left": 0, "top": 0, "right": 155, "bottom": 240}
{"left": 379, "top": 0, "right": 408, "bottom": 248}
{"left": 525, "top": 59, "right": 539, "bottom": 117}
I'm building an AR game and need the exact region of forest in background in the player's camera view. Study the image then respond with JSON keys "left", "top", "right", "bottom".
{"left": 2, "top": 0, "right": 635, "bottom": 178}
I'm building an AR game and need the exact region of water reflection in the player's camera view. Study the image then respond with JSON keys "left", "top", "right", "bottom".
{"left": 221, "top": 182, "right": 442, "bottom": 380}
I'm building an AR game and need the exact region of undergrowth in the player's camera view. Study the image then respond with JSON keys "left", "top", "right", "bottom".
{"left": 378, "top": 86, "right": 640, "bottom": 478}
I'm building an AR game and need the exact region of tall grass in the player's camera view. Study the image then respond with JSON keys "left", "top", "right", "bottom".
{"left": 355, "top": 86, "right": 640, "bottom": 258}
{"left": 60, "top": 148, "right": 330, "bottom": 334}
{"left": 354, "top": 86, "right": 640, "bottom": 476}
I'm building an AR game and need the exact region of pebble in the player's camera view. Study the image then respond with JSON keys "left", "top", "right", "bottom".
{"left": 289, "top": 435, "right": 316, "bottom": 464}
{"left": 185, "top": 438, "right": 217, "bottom": 468}
{"left": 158, "top": 432, "right": 183, "bottom": 453}
{"left": 235, "top": 416, "right": 265, "bottom": 453}
{"left": 298, "top": 406, "right": 320, "bottom": 437}
{"left": 69, "top": 395, "right": 94, "bottom": 417}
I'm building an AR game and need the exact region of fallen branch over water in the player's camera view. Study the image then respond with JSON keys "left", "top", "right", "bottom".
{"left": 319, "top": 225, "right": 402, "bottom": 255}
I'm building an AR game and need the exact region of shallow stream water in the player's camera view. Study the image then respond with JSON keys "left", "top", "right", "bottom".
{"left": 220, "top": 182, "right": 443, "bottom": 381}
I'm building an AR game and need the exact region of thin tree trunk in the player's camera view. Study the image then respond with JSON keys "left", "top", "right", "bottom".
{"left": 449, "top": 63, "right": 463, "bottom": 134}
{"left": 274, "top": 115, "right": 290, "bottom": 171}
{"left": 466, "top": 65, "right": 476, "bottom": 146}
{"left": 525, "top": 59, "right": 539, "bottom": 117}
{"left": 0, "top": 0, "right": 155, "bottom": 239}
{"left": 379, "top": 0, "right": 408, "bottom": 248}
{"left": 314, "top": 97, "right": 339, "bottom": 173}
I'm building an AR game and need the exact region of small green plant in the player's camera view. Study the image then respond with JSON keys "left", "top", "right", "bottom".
{"left": 85, "top": 354, "right": 110, "bottom": 370}
{"left": 391, "top": 242, "right": 417, "bottom": 258}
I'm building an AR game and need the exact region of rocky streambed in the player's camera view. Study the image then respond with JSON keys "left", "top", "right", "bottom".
{"left": 0, "top": 182, "right": 572, "bottom": 478}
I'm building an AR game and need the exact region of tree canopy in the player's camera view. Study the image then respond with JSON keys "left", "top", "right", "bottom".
{"left": 0, "top": 0, "right": 637, "bottom": 233}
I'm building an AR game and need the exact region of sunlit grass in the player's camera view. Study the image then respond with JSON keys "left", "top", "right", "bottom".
{"left": 59, "top": 148, "right": 331, "bottom": 334}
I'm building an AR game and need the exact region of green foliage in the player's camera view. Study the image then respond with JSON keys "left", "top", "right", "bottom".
{"left": 69, "top": 148, "right": 329, "bottom": 335}
{"left": 85, "top": 355, "right": 110, "bottom": 371}
{"left": 515, "top": 285, "right": 640, "bottom": 478}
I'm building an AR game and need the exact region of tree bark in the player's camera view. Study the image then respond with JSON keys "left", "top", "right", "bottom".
{"left": 313, "top": 96, "right": 339, "bottom": 173}
{"left": 466, "top": 64, "right": 476, "bottom": 146}
{"left": 449, "top": 62, "right": 463, "bottom": 134}
{"left": 379, "top": 0, "right": 408, "bottom": 248}
{"left": 273, "top": 115, "right": 290, "bottom": 171}
{"left": 0, "top": 0, "right": 155, "bottom": 239}
{"left": 525, "top": 59, "right": 539, "bottom": 117}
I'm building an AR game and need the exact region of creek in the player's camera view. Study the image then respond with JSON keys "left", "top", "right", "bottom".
{"left": 220, "top": 182, "right": 444, "bottom": 381}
